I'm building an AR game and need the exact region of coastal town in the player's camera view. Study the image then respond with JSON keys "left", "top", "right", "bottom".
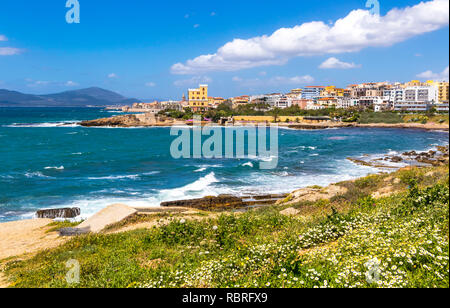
{"left": 1, "top": 0, "right": 449, "bottom": 291}
{"left": 119, "top": 80, "right": 449, "bottom": 115}
{"left": 87, "top": 79, "right": 450, "bottom": 129}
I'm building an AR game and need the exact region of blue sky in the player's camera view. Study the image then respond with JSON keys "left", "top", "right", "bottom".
{"left": 0, "top": 0, "right": 448, "bottom": 100}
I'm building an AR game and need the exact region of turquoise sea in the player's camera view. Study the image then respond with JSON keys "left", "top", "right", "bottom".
{"left": 0, "top": 107, "right": 448, "bottom": 222}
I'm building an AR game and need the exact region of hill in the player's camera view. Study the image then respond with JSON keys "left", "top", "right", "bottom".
{"left": 0, "top": 87, "right": 140, "bottom": 107}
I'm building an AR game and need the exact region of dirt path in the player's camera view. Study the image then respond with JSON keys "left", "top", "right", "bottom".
{"left": 0, "top": 271, "right": 9, "bottom": 288}
{"left": 0, "top": 219, "right": 67, "bottom": 261}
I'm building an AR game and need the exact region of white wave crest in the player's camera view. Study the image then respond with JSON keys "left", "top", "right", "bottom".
{"left": 4, "top": 121, "right": 80, "bottom": 128}
{"left": 45, "top": 166, "right": 64, "bottom": 170}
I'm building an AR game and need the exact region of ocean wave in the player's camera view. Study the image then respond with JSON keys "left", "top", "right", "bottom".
{"left": 241, "top": 162, "right": 254, "bottom": 168}
{"left": 24, "top": 172, "right": 52, "bottom": 178}
{"left": 327, "top": 136, "right": 348, "bottom": 140}
{"left": 194, "top": 168, "right": 207, "bottom": 172}
{"left": 4, "top": 121, "right": 80, "bottom": 128}
{"left": 86, "top": 171, "right": 159, "bottom": 181}
{"left": 87, "top": 174, "right": 140, "bottom": 180}
{"left": 45, "top": 166, "right": 64, "bottom": 170}
{"left": 158, "top": 172, "right": 220, "bottom": 201}
{"left": 247, "top": 155, "right": 278, "bottom": 162}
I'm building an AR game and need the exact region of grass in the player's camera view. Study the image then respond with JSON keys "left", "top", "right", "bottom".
{"left": 359, "top": 112, "right": 404, "bottom": 124}
{"left": 403, "top": 114, "right": 449, "bottom": 125}
{"left": 45, "top": 221, "right": 82, "bottom": 233}
{"left": 3, "top": 165, "right": 449, "bottom": 288}
{"left": 358, "top": 113, "right": 449, "bottom": 125}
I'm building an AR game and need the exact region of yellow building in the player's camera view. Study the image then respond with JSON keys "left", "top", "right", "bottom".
{"left": 404, "top": 80, "right": 425, "bottom": 87}
{"left": 208, "top": 97, "right": 225, "bottom": 108}
{"left": 321, "top": 86, "right": 345, "bottom": 97}
{"left": 287, "top": 88, "right": 303, "bottom": 97}
{"left": 427, "top": 81, "right": 449, "bottom": 104}
{"left": 188, "top": 84, "right": 209, "bottom": 112}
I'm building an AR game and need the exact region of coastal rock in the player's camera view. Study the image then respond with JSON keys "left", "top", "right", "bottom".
{"left": 160, "top": 195, "right": 245, "bottom": 211}
{"left": 80, "top": 113, "right": 179, "bottom": 127}
{"left": 286, "top": 185, "right": 348, "bottom": 204}
{"left": 36, "top": 207, "right": 80, "bottom": 219}
{"left": 280, "top": 208, "right": 300, "bottom": 216}
{"left": 371, "top": 185, "right": 395, "bottom": 199}
{"left": 390, "top": 156, "right": 403, "bottom": 163}
{"left": 403, "top": 151, "right": 418, "bottom": 156}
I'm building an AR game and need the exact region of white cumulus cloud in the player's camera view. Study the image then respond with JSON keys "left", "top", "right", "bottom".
{"left": 108, "top": 73, "right": 118, "bottom": 78}
{"left": 319, "top": 57, "right": 361, "bottom": 69}
{"left": 171, "top": 0, "right": 449, "bottom": 74}
{"left": 417, "top": 66, "right": 449, "bottom": 81}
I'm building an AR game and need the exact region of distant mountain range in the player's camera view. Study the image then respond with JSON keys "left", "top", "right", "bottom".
{"left": 0, "top": 87, "right": 141, "bottom": 107}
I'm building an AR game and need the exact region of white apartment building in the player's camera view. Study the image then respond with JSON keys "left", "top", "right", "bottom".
{"left": 393, "top": 101, "right": 433, "bottom": 112}
{"left": 337, "top": 98, "right": 359, "bottom": 109}
{"left": 383, "top": 88, "right": 404, "bottom": 103}
{"left": 306, "top": 101, "right": 326, "bottom": 110}
{"left": 403, "top": 86, "right": 438, "bottom": 103}
{"left": 275, "top": 96, "right": 292, "bottom": 108}
{"left": 357, "top": 96, "right": 389, "bottom": 109}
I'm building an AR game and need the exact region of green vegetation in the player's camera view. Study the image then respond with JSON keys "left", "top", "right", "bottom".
{"left": 45, "top": 220, "right": 82, "bottom": 233}
{"left": 159, "top": 104, "right": 448, "bottom": 125}
{"left": 404, "top": 114, "right": 449, "bottom": 125}
{"left": 358, "top": 112, "right": 404, "bottom": 124}
{"left": 3, "top": 166, "right": 448, "bottom": 288}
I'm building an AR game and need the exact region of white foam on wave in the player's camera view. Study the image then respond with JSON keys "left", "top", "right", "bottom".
{"left": 24, "top": 172, "right": 52, "bottom": 178}
{"left": 194, "top": 168, "right": 207, "bottom": 172}
{"left": 52, "top": 172, "right": 226, "bottom": 219}
{"left": 241, "top": 162, "right": 254, "bottom": 168}
{"left": 157, "top": 172, "right": 219, "bottom": 201}
{"left": 87, "top": 174, "right": 140, "bottom": 180}
{"left": 45, "top": 166, "right": 65, "bottom": 170}
{"left": 4, "top": 121, "right": 80, "bottom": 128}
{"left": 84, "top": 171, "right": 160, "bottom": 181}
{"left": 237, "top": 160, "right": 380, "bottom": 195}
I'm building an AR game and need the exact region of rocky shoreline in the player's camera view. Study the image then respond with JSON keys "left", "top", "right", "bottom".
{"left": 80, "top": 113, "right": 449, "bottom": 131}
{"left": 80, "top": 113, "right": 184, "bottom": 127}
{"left": 348, "top": 145, "right": 449, "bottom": 169}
